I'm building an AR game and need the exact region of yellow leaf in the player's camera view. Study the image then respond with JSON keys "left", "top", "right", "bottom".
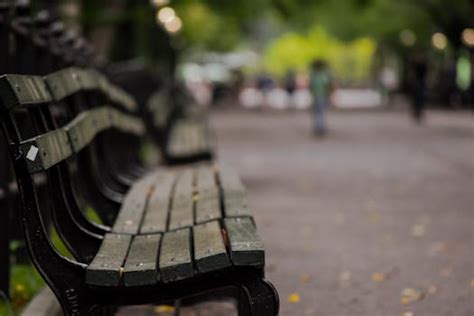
{"left": 400, "top": 288, "right": 424, "bottom": 305}
{"left": 470, "top": 279, "right": 474, "bottom": 288}
{"left": 300, "top": 273, "right": 312, "bottom": 284}
{"left": 288, "top": 293, "right": 301, "bottom": 303}
{"left": 371, "top": 272, "right": 385, "bottom": 282}
{"left": 14, "top": 284, "right": 25, "bottom": 293}
{"left": 154, "top": 305, "right": 176, "bottom": 313}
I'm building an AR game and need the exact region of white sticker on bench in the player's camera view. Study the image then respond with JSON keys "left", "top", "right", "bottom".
{"left": 26, "top": 145, "right": 39, "bottom": 161}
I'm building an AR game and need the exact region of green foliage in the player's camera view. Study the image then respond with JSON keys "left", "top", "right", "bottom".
{"left": 10, "top": 265, "right": 44, "bottom": 313}
{"left": 176, "top": 2, "right": 241, "bottom": 51}
{"left": 85, "top": 206, "right": 103, "bottom": 225}
{"left": 0, "top": 293, "right": 12, "bottom": 316}
{"left": 264, "top": 25, "right": 376, "bottom": 82}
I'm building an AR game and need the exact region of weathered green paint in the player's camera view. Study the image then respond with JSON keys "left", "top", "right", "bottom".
{"left": 167, "top": 120, "right": 211, "bottom": 158}
{"left": 112, "top": 172, "right": 158, "bottom": 234}
{"left": 106, "top": 82, "right": 137, "bottom": 112}
{"left": 193, "top": 220, "right": 229, "bottom": 273}
{"left": 111, "top": 109, "right": 145, "bottom": 136}
{"left": 224, "top": 217, "right": 265, "bottom": 266}
{"left": 168, "top": 170, "right": 194, "bottom": 230}
{"left": 16, "top": 105, "right": 145, "bottom": 174}
{"left": 20, "top": 129, "right": 73, "bottom": 173}
{"left": 0, "top": 74, "right": 52, "bottom": 109}
{"left": 86, "top": 234, "right": 132, "bottom": 287}
{"left": 123, "top": 234, "right": 161, "bottom": 287}
{"left": 140, "top": 172, "right": 175, "bottom": 234}
{"left": 64, "top": 107, "right": 113, "bottom": 152}
{"left": 195, "top": 167, "right": 221, "bottom": 223}
{"left": 159, "top": 228, "right": 193, "bottom": 283}
{"left": 75, "top": 68, "right": 100, "bottom": 91}
{"left": 43, "top": 68, "right": 82, "bottom": 101}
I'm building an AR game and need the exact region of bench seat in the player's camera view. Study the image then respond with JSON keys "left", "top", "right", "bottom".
{"left": 166, "top": 119, "right": 214, "bottom": 163}
{"left": 86, "top": 165, "right": 263, "bottom": 288}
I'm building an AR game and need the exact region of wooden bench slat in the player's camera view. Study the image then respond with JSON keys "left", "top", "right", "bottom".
{"left": 20, "top": 128, "right": 73, "bottom": 173}
{"left": 218, "top": 166, "right": 252, "bottom": 217}
{"left": 86, "top": 234, "right": 132, "bottom": 287}
{"left": 112, "top": 172, "right": 158, "bottom": 234}
{"left": 195, "top": 167, "right": 221, "bottom": 224}
{"left": 168, "top": 170, "right": 194, "bottom": 230}
{"left": 123, "top": 234, "right": 161, "bottom": 287}
{"left": 140, "top": 172, "right": 175, "bottom": 234}
{"left": 224, "top": 217, "right": 264, "bottom": 266}
{"left": 167, "top": 121, "right": 212, "bottom": 158}
{"left": 110, "top": 108, "right": 146, "bottom": 136}
{"left": 106, "top": 82, "right": 138, "bottom": 112}
{"left": 193, "top": 220, "right": 229, "bottom": 273}
{"left": 65, "top": 107, "right": 113, "bottom": 152}
{"left": 0, "top": 74, "right": 52, "bottom": 109}
{"left": 43, "top": 68, "right": 83, "bottom": 101}
{"left": 159, "top": 228, "right": 193, "bottom": 283}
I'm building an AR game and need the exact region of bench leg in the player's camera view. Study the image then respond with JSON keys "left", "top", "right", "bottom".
{"left": 236, "top": 276, "right": 279, "bottom": 316}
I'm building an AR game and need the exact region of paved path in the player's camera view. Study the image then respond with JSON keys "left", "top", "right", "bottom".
{"left": 121, "top": 108, "right": 473, "bottom": 316}
{"left": 212, "top": 109, "right": 473, "bottom": 316}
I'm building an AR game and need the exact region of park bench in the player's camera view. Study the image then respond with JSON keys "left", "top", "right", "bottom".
{"left": 106, "top": 62, "right": 216, "bottom": 166}
{"left": 147, "top": 89, "right": 214, "bottom": 165}
{"left": 0, "top": 68, "right": 279, "bottom": 315}
{"left": 1, "top": 2, "right": 216, "bottom": 298}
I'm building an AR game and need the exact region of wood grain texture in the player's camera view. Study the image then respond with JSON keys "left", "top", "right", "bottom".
{"left": 140, "top": 172, "right": 175, "bottom": 234}
{"left": 159, "top": 228, "right": 193, "bottom": 282}
{"left": 195, "top": 167, "right": 221, "bottom": 224}
{"left": 224, "top": 217, "right": 264, "bottom": 266}
{"left": 168, "top": 170, "right": 194, "bottom": 230}
{"left": 193, "top": 221, "right": 229, "bottom": 273}
{"left": 123, "top": 234, "right": 161, "bottom": 287}
{"left": 86, "top": 234, "right": 132, "bottom": 287}
{"left": 112, "top": 172, "right": 158, "bottom": 234}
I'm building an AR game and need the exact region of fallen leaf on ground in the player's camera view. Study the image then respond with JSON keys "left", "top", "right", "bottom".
{"left": 411, "top": 224, "right": 425, "bottom": 237}
{"left": 288, "top": 293, "right": 301, "bottom": 303}
{"left": 154, "top": 305, "right": 176, "bottom": 313}
{"left": 470, "top": 278, "right": 474, "bottom": 288}
{"left": 371, "top": 272, "right": 385, "bottom": 282}
{"left": 400, "top": 288, "right": 424, "bottom": 305}
{"left": 300, "top": 273, "right": 312, "bottom": 284}
{"left": 427, "top": 285, "right": 437, "bottom": 295}
{"left": 400, "top": 312, "right": 414, "bottom": 316}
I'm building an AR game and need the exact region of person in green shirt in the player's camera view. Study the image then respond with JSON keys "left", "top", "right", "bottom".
{"left": 309, "top": 59, "right": 334, "bottom": 136}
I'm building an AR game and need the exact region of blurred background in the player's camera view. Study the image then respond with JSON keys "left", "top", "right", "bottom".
{"left": 41, "top": 0, "right": 473, "bottom": 110}
{"left": 2, "top": 0, "right": 474, "bottom": 315}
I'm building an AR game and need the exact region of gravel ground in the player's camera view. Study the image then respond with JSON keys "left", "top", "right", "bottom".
{"left": 122, "top": 108, "right": 474, "bottom": 316}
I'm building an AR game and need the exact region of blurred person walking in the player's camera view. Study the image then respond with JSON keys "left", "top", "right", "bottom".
{"left": 284, "top": 69, "right": 297, "bottom": 95}
{"left": 407, "top": 52, "right": 428, "bottom": 123}
{"left": 309, "top": 59, "right": 334, "bottom": 136}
